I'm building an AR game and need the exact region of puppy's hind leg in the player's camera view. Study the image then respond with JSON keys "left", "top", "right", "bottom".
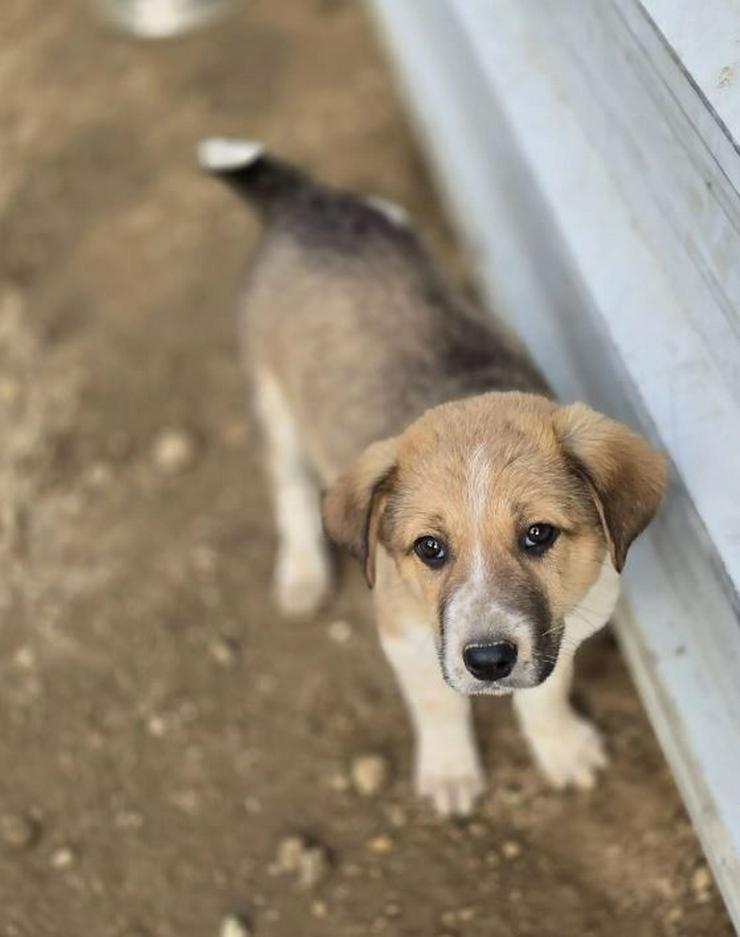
{"left": 253, "top": 369, "right": 332, "bottom": 617}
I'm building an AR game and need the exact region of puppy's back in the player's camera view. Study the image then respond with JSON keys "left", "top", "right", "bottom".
{"left": 199, "top": 139, "right": 546, "bottom": 479}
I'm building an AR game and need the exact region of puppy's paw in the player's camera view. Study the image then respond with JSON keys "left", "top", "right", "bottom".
{"left": 416, "top": 745, "right": 485, "bottom": 817}
{"left": 417, "top": 769, "right": 485, "bottom": 818}
{"left": 273, "top": 548, "right": 332, "bottom": 617}
{"left": 529, "top": 712, "right": 607, "bottom": 790}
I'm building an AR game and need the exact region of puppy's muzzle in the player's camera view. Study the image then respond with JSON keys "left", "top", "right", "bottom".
{"left": 462, "top": 641, "right": 518, "bottom": 682}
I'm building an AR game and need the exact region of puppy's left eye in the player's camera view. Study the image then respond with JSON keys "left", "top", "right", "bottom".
{"left": 521, "top": 523, "right": 559, "bottom": 554}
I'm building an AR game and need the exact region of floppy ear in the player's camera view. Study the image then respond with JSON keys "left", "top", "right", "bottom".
{"left": 553, "top": 403, "right": 667, "bottom": 572}
{"left": 322, "top": 437, "right": 398, "bottom": 587}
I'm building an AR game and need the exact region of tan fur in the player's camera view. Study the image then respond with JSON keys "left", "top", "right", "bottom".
{"left": 553, "top": 403, "right": 668, "bottom": 571}
{"left": 321, "top": 437, "right": 397, "bottom": 586}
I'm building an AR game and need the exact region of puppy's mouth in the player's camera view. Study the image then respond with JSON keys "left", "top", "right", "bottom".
{"left": 440, "top": 667, "right": 540, "bottom": 696}
{"left": 445, "top": 675, "right": 516, "bottom": 696}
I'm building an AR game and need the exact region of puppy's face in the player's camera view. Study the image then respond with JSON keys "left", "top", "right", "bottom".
{"left": 324, "top": 392, "right": 666, "bottom": 694}
{"left": 381, "top": 436, "right": 604, "bottom": 693}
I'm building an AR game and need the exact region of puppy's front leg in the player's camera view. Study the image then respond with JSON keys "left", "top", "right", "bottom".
{"left": 513, "top": 653, "right": 607, "bottom": 790}
{"left": 380, "top": 623, "right": 484, "bottom": 816}
{"left": 374, "top": 553, "right": 483, "bottom": 817}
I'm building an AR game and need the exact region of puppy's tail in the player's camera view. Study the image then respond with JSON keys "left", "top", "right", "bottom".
{"left": 197, "top": 137, "right": 307, "bottom": 215}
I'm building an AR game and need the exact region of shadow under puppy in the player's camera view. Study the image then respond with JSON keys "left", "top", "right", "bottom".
{"left": 199, "top": 138, "right": 667, "bottom": 817}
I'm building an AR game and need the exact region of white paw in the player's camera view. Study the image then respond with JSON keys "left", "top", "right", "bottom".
{"left": 528, "top": 712, "right": 607, "bottom": 790}
{"left": 416, "top": 748, "right": 485, "bottom": 817}
{"left": 273, "top": 547, "right": 331, "bottom": 617}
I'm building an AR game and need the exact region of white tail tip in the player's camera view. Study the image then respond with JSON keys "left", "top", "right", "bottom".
{"left": 364, "top": 195, "right": 410, "bottom": 227}
{"left": 197, "top": 137, "right": 265, "bottom": 172}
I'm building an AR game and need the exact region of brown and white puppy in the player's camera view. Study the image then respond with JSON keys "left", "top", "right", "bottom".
{"left": 199, "top": 138, "right": 667, "bottom": 817}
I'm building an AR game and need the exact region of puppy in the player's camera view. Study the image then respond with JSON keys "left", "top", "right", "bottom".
{"left": 199, "top": 138, "right": 667, "bottom": 817}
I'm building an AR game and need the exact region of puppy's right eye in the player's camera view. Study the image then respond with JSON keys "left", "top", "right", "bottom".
{"left": 413, "top": 536, "right": 448, "bottom": 569}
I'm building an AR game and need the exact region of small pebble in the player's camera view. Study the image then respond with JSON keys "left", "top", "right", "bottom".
{"left": 275, "top": 835, "right": 330, "bottom": 889}
{"left": 298, "top": 845, "right": 330, "bottom": 889}
{"left": 152, "top": 427, "right": 196, "bottom": 475}
{"left": 311, "top": 900, "right": 328, "bottom": 919}
{"left": 86, "top": 730, "right": 106, "bottom": 751}
{"left": 440, "top": 906, "right": 477, "bottom": 927}
{"left": 385, "top": 804, "right": 407, "bottom": 828}
{"left": 210, "top": 638, "right": 238, "bottom": 668}
{"left": 327, "top": 770, "right": 350, "bottom": 793}
{"left": 276, "top": 836, "right": 305, "bottom": 873}
{"left": 351, "top": 754, "right": 389, "bottom": 797}
{"left": 664, "top": 907, "right": 684, "bottom": 926}
{"left": 327, "top": 620, "right": 352, "bottom": 644}
{"left": 502, "top": 840, "right": 522, "bottom": 860}
{"left": 147, "top": 715, "right": 167, "bottom": 737}
{"left": 171, "top": 788, "right": 199, "bottom": 814}
{"left": 691, "top": 864, "right": 713, "bottom": 902}
{"left": 50, "top": 846, "right": 76, "bottom": 869}
{"left": 192, "top": 544, "right": 217, "bottom": 575}
{"left": 367, "top": 833, "right": 393, "bottom": 854}
{"left": 0, "top": 378, "right": 20, "bottom": 403}
{"left": 256, "top": 674, "right": 277, "bottom": 696}
{"left": 0, "top": 813, "right": 39, "bottom": 849}
{"left": 12, "top": 647, "right": 35, "bottom": 670}
{"left": 220, "top": 913, "right": 252, "bottom": 937}
{"left": 654, "top": 875, "right": 676, "bottom": 899}
{"left": 114, "top": 810, "right": 144, "bottom": 830}
{"left": 87, "top": 461, "right": 113, "bottom": 488}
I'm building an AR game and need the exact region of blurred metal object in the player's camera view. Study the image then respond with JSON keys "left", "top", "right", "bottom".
{"left": 97, "top": 0, "right": 235, "bottom": 38}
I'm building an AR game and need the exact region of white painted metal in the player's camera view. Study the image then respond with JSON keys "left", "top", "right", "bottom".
{"left": 645, "top": 0, "right": 740, "bottom": 149}
{"left": 546, "top": 2, "right": 740, "bottom": 391}
{"left": 368, "top": 0, "right": 740, "bottom": 926}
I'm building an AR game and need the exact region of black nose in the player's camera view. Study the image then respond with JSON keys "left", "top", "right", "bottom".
{"left": 463, "top": 642, "right": 518, "bottom": 681}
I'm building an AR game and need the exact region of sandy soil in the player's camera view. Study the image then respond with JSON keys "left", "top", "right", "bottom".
{"left": 0, "top": 2, "right": 733, "bottom": 936}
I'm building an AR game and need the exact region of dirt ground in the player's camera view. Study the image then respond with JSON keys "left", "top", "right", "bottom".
{"left": 0, "top": 2, "right": 734, "bottom": 936}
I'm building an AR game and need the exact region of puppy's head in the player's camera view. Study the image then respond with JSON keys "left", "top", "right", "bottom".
{"left": 323, "top": 392, "right": 667, "bottom": 694}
